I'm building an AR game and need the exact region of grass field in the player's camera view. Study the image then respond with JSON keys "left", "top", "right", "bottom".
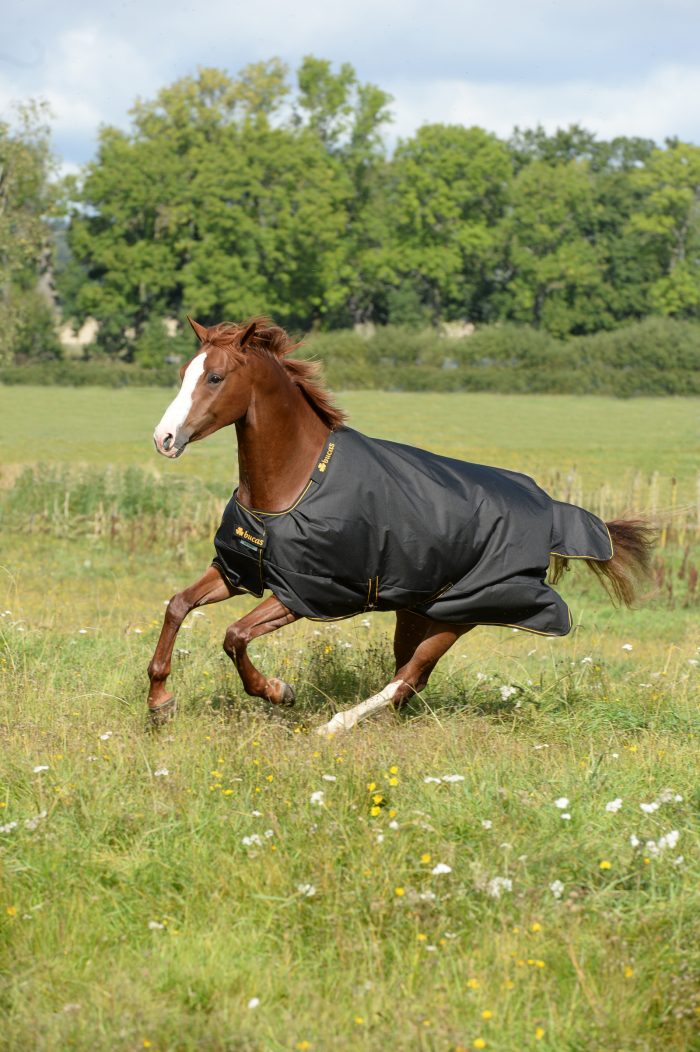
{"left": 1, "top": 387, "right": 700, "bottom": 1051}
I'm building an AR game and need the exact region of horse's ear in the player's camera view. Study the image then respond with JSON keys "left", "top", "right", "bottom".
{"left": 239, "top": 322, "right": 257, "bottom": 350}
{"left": 187, "top": 316, "right": 209, "bottom": 343}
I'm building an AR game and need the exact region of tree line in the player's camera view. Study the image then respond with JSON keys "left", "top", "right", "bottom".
{"left": 2, "top": 57, "right": 700, "bottom": 366}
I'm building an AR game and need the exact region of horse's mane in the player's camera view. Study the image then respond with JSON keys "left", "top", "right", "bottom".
{"left": 203, "top": 317, "right": 347, "bottom": 431}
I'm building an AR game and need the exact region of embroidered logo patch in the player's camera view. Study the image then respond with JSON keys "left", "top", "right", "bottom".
{"left": 317, "top": 441, "right": 335, "bottom": 473}
{"left": 234, "top": 526, "right": 264, "bottom": 547}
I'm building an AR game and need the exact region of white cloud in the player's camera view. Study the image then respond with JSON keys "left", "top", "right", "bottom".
{"left": 388, "top": 63, "right": 700, "bottom": 145}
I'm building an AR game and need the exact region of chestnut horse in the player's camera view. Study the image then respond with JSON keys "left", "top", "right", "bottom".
{"left": 148, "top": 317, "right": 653, "bottom": 735}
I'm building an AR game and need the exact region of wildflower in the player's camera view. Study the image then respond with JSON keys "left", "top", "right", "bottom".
{"left": 535, "top": 1026, "right": 545, "bottom": 1040}
{"left": 296, "top": 1042, "right": 312, "bottom": 1051}
{"left": 640, "top": 801, "right": 659, "bottom": 813}
{"left": 388, "top": 820, "right": 399, "bottom": 830}
{"left": 554, "top": 797, "right": 569, "bottom": 809}
{"left": 431, "top": 863, "right": 452, "bottom": 876}
{"left": 24, "top": 811, "right": 47, "bottom": 831}
{"left": 242, "top": 834, "right": 263, "bottom": 847}
{"left": 549, "top": 879, "right": 564, "bottom": 899}
{"left": 154, "top": 768, "right": 169, "bottom": 777}
{"left": 599, "top": 860, "right": 612, "bottom": 870}
{"left": 531, "top": 922, "right": 542, "bottom": 932}
{"left": 370, "top": 806, "right": 381, "bottom": 817}
{"left": 473, "top": 1039, "right": 486, "bottom": 1049}
{"left": 466, "top": 978, "right": 480, "bottom": 989}
{"left": 367, "top": 782, "right": 377, "bottom": 791}
{"left": 248, "top": 997, "right": 260, "bottom": 1009}
{"left": 629, "top": 834, "right": 640, "bottom": 847}
{"left": 421, "top": 853, "right": 432, "bottom": 864}
{"left": 32, "top": 765, "right": 49, "bottom": 774}
{"left": 624, "top": 965, "right": 634, "bottom": 978}
{"left": 297, "top": 883, "right": 316, "bottom": 897}
{"left": 6, "top": 906, "right": 17, "bottom": 917}
{"left": 389, "top": 765, "right": 398, "bottom": 774}
{"left": 605, "top": 798, "right": 623, "bottom": 813}
{"left": 388, "top": 777, "right": 399, "bottom": 787}
{"left": 442, "top": 774, "right": 465, "bottom": 782}
{"left": 322, "top": 774, "right": 336, "bottom": 782}
{"left": 481, "top": 820, "right": 492, "bottom": 830}
{"left": 148, "top": 920, "right": 164, "bottom": 930}
{"left": 354, "top": 1016, "right": 364, "bottom": 1025}
{"left": 372, "top": 794, "right": 383, "bottom": 804}
{"left": 580, "top": 656, "right": 593, "bottom": 664}
{"left": 621, "top": 643, "right": 633, "bottom": 651}
{"left": 657, "top": 830, "right": 680, "bottom": 851}
{"left": 0, "top": 822, "right": 18, "bottom": 833}
{"left": 309, "top": 791, "right": 325, "bottom": 806}
{"left": 424, "top": 776, "right": 442, "bottom": 784}
{"left": 560, "top": 812, "right": 571, "bottom": 821}
{"left": 486, "top": 876, "right": 512, "bottom": 898}
{"left": 481, "top": 1010, "right": 493, "bottom": 1020}
{"left": 394, "top": 887, "right": 405, "bottom": 897}
{"left": 99, "top": 732, "right": 112, "bottom": 740}
{"left": 500, "top": 685, "right": 517, "bottom": 700}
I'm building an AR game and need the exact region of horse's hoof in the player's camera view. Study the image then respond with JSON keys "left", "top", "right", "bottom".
{"left": 149, "top": 696, "right": 177, "bottom": 725}
{"left": 316, "top": 714, "right": 346, "bottom": 738}
{"left": 268, "top": 678, "right": 296, "bottom": 706}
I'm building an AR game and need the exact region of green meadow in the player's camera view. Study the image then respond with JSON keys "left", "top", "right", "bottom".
{"left": 1, "top": 386, "right": 699, "bottom": 1051}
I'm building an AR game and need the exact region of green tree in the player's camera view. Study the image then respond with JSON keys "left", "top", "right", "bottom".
{"left": 382, "top": 124, "right": 511, "bottom": 323}
{"left": 0, "top": 100, "right": 60, "bottom": 362}
{"left": 495, "top": 159, "right": 615, "bottom": 335}
{"left": 627, "top": 141, "right": 700, "bottom": 318}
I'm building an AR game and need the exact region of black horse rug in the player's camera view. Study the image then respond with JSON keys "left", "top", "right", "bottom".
{"left": 212, "top": 427, "right": 612, "bottom": 636}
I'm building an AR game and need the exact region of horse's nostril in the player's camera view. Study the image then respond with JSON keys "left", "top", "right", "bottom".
{"left": 162, "top": 434, "right": 173, "bottom": 451}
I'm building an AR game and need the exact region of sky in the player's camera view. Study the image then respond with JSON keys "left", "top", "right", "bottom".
{"left": 1, "top": 0, "right": 699, "bottom": 172}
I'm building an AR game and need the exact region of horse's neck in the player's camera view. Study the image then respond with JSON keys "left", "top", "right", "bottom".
{"left": 235, "top": 358, "right": 329, "bottom": 512}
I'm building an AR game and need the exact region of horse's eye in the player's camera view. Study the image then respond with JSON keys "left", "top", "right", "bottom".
{"left": 208, "top": 374, "right": 223, "bottom": 385}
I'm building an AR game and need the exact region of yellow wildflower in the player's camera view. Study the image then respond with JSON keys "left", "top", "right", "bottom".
{"left": 624, "top": 965, "right": 634, "bottom": 978}
{"left": 530, "top": 922, "right": 542, "bottom": 932}
{"left": 6, "top": 906, "right": 17, "bottom": 917}
{"left": 370, "top": 806, "right": 381, "bottom": 817}
{"left": 367, "top": 782, "right": 377, "bottom": 791}
{"left": 394, "top": 886, "right": 405, "bottom": 897}
{"left": 388, "top": 777, "right": 399, "bottom": 786}
{"left": 372, "top": 793, "right": 383, "bottom": 804}
{"left": 389, "top": 765, "right": 398, "bottom": 774}
{"left": 481, "top": 1010, "right": 493, "bottom": 1020}
{"left": 599, "top": 860, "right": 612, "bottom": 870}
{"left": 535, "top": 1027, "right": 544, "bottom": 1040}
{"left": 473, "top": 1040, "right": 486, "bottom": 1050}
{"left": 417, "top": 933, "right": 427, "bottom": 941}
{"left": 420, "top": 853, "right": 432, "bottom": 864}
{"left": 466, "top": 977, "right": 480, "bottom": 989}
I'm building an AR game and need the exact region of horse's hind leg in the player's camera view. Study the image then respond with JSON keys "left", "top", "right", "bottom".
{"left": 393, "top": 609, "right": 430, "bottom": 672}
{"left": 317, "top": 618, "right": 474, "bottom": 737}
{"left": 223, "top": 595, "right": 299, "bottom": 705}
{"left": 147, "top": 565, "right": 235, "bottom": 723}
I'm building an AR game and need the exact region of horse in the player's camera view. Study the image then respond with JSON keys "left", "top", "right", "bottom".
{"left": 147, "top": 316, "right": 654, "bottom": 735}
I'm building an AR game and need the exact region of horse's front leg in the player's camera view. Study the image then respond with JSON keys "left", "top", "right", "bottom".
{"left": 223, "top": 595, "right": 299, "bottom": 705}
{"left": 147, "top": 565, "right": 236, "bottom": 723}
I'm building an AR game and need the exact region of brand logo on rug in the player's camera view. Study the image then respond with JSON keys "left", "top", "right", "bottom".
{"left": 317, "top": 441, "right": 335, "bottom": 473}
{"left": 234, "top": 526, "right": 263, "bottom": 547}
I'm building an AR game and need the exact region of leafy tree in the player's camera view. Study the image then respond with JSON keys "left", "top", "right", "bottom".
{"left": 382, "top": 124, "right": 511, "bottom": 323}
{"left": 627, "top": 142, "right": 700, "bottom": 318}
{"left": 0, "top": 100, "right": 60, "bottom": 362}
{"left": 495, "top": 159, "right": 612, "bottom": 335}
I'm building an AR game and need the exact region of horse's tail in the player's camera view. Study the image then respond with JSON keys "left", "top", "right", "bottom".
{"left": 550, "top": 518, "right": 656, "bottom": 607}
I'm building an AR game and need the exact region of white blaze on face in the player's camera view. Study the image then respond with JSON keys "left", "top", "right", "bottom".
{"left": 153, "top": 352, "right": 207, "bottom": 457}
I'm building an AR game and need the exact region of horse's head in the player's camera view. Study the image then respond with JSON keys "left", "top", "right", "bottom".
{"left": 153, "top": 318, "right": 257, "bottom": 458}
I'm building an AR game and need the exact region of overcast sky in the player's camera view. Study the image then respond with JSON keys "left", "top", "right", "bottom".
{"left": 1, "top": 0, "right": 699, "bottom": 172}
